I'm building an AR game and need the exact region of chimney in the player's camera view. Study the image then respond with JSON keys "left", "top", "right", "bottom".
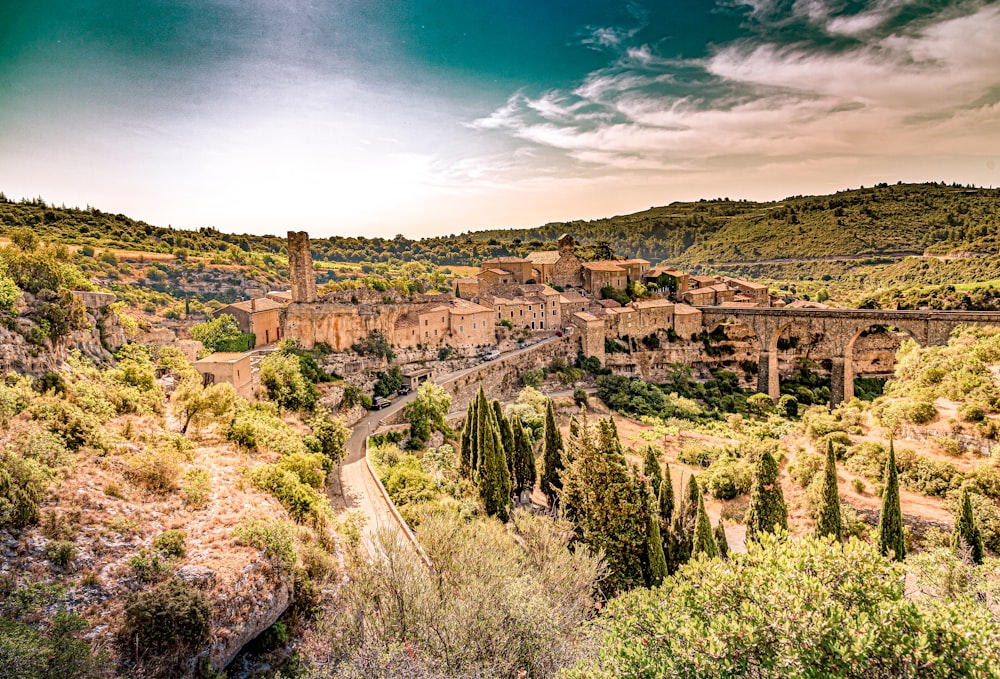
{"left": 251, "top": 298, "right": 256, "bottom": 312}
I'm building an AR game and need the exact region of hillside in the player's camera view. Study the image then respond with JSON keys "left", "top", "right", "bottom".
{"left": 5, "top": 182, "right": 1000, "bottom": 270}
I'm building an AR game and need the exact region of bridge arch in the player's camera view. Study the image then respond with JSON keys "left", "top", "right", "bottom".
{"left": 841, "top": 323, "right": 922, "bottom": 402}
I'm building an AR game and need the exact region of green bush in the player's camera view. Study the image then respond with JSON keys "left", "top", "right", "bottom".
{"left": 0, "top": 450, "right": 52, "bottom": 527}
{"left": 46, "top": 540, "right": 78, "bottom": 570}
{"left": 701, "top": 456, "right": 752, "bottom": 500}
{"left": 121, "top": 579, "right": 211, "bottom": 654}
{"left": 522, "top": 368, "right": 544, "bottom": 388}
{"left": 180, "top": 468, "right": 211, "bottom": 509}
{"left": 259, "top": 351, "right": 320, "bottom": 411}
{"left": 153, "top": 530, "right": 187, "bottom": 559}
{"left": 788, "top": 451, "right": 824, "bottom": 488}
{"left": 127, "top": 548, "right": 171, "bottom": 583}
{"left": 248, "top": 464, "right": 331, "bottom": 528}
{"left": 227, "top": 404, "right": 306, "bottom": 456}
{"left": 0, "top": 612, "right": 104, "bottom": 679}
{"left": 232, "top": 518, "right": 297, "bottom": 572}
{"left": 123, "top": 447, "right": 182, "bottom": 493}
{"left": 277, "top": 451, "right": 327, "bottom": 489}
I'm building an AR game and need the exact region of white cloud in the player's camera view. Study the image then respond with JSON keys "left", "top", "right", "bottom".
{"left": 470, "top": 2, "right": 1000, "bottom": 177}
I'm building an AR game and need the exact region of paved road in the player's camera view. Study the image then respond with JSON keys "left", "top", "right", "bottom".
{"left": 329, "top": 334, "right": 570, "bottom": 557}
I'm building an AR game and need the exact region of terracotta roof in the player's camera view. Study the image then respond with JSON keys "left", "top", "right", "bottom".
{"left": 218, "top": 298, "right": 282, "bottom": 314}
{"left": 646, "top": 266, "right": 685, "bottom": 277}
{"left": 449, "top": 299, "right": 493, "bottom": 314}
{"left": 622, "top": 258, "right": 651, "bottom": 266}
{"left": 573, "top": 311, "right": 600, "bottom": 323}
{"left": 691, "top": 275, "right": 719, "bottom": 285}
{"left": 526, "top": 250, "right": 561, "bottom": 265}
{"left": 597, "top": 298, "right": 622, "bottom": 308}
{"left": 478, "top": 268, "right": 511, "bottom": 277}
{"left": 673, "top": 303, "right": 701, "bottom": 314}
{"left": 582, "top": 261, "right": 626, "bottom": 272}
{"left": 558, "top": 291, "right": 589, "bottom": 303}
{"left": 708, "top": 284, "right": 732, "bottom": 293}
{"left": 453, "top": 276, "right": 479, "bottom": 284}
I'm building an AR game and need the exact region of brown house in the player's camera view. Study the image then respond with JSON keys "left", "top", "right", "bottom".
{"left": 214, "top": 298, "right": 283, "bottom": 347}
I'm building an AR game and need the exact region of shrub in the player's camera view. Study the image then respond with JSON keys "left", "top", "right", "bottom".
{"left": 123, "top": 447, "right": 182, "bottom": 493}
{"left": 573, "top": 388, "right": 589, "bottom": 407}
{"left": 232, "top": 518, "right": 297, "bottom": 572}
{"left": 121, "top": 579, "right": 211, "bottom": 654}
{"left": 701, "top": 456, "right": 752, "bottom": 500}
{"left": 28, "top": 396, "right": 105, "bottom": 451}
{"left": 180, "top": 468, "right": 211, "bottom": 509}
{"left": 227, "top": 404, "right": 306, "bottom": 456}
{"left": 0, "top": 450, "right": 52, "bottom": 527}
{"left": 905, "top": 399, "right": 938, "bottom": 425}
{"left": 248, "top": 464, "right": 331, "bottom": 528}
{"left": 46, "top": 540, "right": 78, "bottom": 570}
{"left": 127, "top": 548, "right": 172, "bottom": 583}
{"left": 852, "top": 478, "right": 866, "bottom": 494}
{"left": 788, "top": 451, "right": 824, "bottom": 488}
{"left": 153, "top": 530, "right": 187, "bottom": 559}
{"left": 961, "top": 403, "right": 987, "bottom": 422}
{"left": 779, "top": 394, "right": 798, "bottom": 418}
{"left": 259, "top": 352, "right": 319, "bottom": 411}
{"left": 277, "top": 451, "right": 327, "bottom": 489}
{"left": 522, "top": 368, "right": 544, "bottom": 388}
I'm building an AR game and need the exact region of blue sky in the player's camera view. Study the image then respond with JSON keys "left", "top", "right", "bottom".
{"left": 1, "top": 0, "right": 998, "bottom": 238}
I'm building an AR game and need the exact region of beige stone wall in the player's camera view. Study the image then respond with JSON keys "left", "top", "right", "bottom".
{"left": 674, "top": 309, "right": 703, "bottom": 339}
{"left": 553, "top": 249, "right": 583, "bottom": 288}
{"left": 448, "top": 310, "right": 494, "bottom": 348}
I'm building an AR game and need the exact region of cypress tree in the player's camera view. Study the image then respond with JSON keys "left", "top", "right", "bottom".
{"left": 659, "top": 461, "right": 674, "bottom": 525}
{"left": 878, "top": 440, "right": 905, "bottom": 561}
{"left": 642, "top": 474, "right": 667, "bottom": 586}
{"left": 691, "top": 487, "right": 718, "bottom": 559}
{"left": 511, "top": 416, "right": 536, "bottom": 502}
{"left": 746, "top": 449, "right": 787, "bottom": 543}
{"left": 478, "top": 398, "right": 512, "bottom": 522}
{"left": 714, "top": 520, "right": 729, "bottom": 559}
{"left": 540, "top": 399, "right": 564, "bottom": 507}
{"left": 642, "top": 445, "right": 663, "bottom": 499}
{"left": 460, "top": 399, "right": 476, "bottom": 477}
{"left": 816, "top": 440, "right": 842, "bottom": 541}
{"left": 670, "top": 474, "right": 700, "bottom": 569}
{"left": 493, "top": 400, "right": 515, "bottom": 482}
{"left": 952, "top": 487, "right": 984, "bottom": 564}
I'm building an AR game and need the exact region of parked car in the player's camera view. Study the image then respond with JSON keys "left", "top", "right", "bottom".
{"left": 481, "top": 350, "right": 501, "bottom": 361}
{"left": 371, "top": 396, "right": 391, "bottom": 410}
{"left": 397, "top": 385, "right": 412, "bottom": 395}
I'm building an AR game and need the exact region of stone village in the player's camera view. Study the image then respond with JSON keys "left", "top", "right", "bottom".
{"left": 189, "top": 230, "right": 942, "bottom": 407}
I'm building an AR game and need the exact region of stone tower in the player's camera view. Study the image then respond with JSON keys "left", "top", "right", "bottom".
{"left": 287, "top": 231, "right": 317, "bottom": 303}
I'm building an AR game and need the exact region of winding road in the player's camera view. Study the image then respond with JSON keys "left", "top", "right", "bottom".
{"left": 329, "top": 335, "right": 570, "bottom": 557}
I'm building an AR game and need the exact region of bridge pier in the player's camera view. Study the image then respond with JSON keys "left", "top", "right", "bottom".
{"left": 757, "top": 349, "right": 779, "bottom": 401}
{"left": 829, "top": 355, "right": 854, "bottom": 406}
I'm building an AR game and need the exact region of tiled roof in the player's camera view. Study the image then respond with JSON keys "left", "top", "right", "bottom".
{"left": 526, "top": 250, "right": 561, "bottom": 264}
{"left": 218, "top": 298, "right": 282, "bottom": 314}
{"left": 582, "top": 261, "right": 626, "bottom": 272}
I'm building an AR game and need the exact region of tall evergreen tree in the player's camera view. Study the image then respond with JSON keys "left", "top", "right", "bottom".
{"left": 560, "top": 416, "right": 654, "bottom": 593}
{"left": 952, "top": 486, "right": 984, "bottom": 564}
{"left": 642, "top": 445, "right": 664, "bottom": 499}
{"left": 510, "top": 416, "right": 536, "bottom": 502}
{"left": 669, "top": 474, "right": 700, "bottom": 571}
{"left": 714, "top": 520, "right": 729, "bottom": 559}
{"left": 691, "top": 487, "right": 719, "bottom": 559}
{"left": 460, "top": 398, "right": 476, "bottom": 478}
{"left": 493, "top": 400, "right": 515, "bottom": 482}
{"left": 816, "top": 440, "right": 842, "bottom": 541}
{"left": 878, "top": 440, "right": 905, "bottom": 561}
{"left": 659, "top": 461, "right": 674, "bottom": 525}
{"left": 478, "top": 397, "right": 512, "bottom": 522}
{"left": 746, "top": 449, "right": 787, "bottom": 543}
{"left": 641, "top": 473, "right": 667, "bottom": 587}
{"left": 540, "top": 399, "right": 564, "bottom": 508}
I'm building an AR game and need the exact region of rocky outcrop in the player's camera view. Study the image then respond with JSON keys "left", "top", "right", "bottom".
{"left": 199, "top": 559, "right": 294, "bottom": 674}
{"left": 0, "top": 290, "right": 127, "bottom": 376}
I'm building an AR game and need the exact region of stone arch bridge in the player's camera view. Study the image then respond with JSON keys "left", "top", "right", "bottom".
{"left": 697, "top": 307, "right": 1000, "bottom": 405}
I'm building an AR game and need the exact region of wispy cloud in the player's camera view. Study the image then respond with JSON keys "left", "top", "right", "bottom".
{"left": 470, "top": 1, "right": 1000, "bottom": 179}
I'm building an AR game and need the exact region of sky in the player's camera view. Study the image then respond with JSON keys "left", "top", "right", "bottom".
{"left": 1, "top": 0, "right": 999, "bottom": 239}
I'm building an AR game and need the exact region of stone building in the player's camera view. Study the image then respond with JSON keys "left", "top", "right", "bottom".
{"left": 193, "top": 352, "right": 254, "bottom": 399}
{"left": 215, "top": 298, "right": 283, "bottom": 347}
{"left": 582, "top": 261, "right": 628, "bottom": 295}
{"left": 480, "top": 256, "right": 534, "bottom": 284}
{"left": 725, "top": 277, "right": 771, "bottom": 306}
